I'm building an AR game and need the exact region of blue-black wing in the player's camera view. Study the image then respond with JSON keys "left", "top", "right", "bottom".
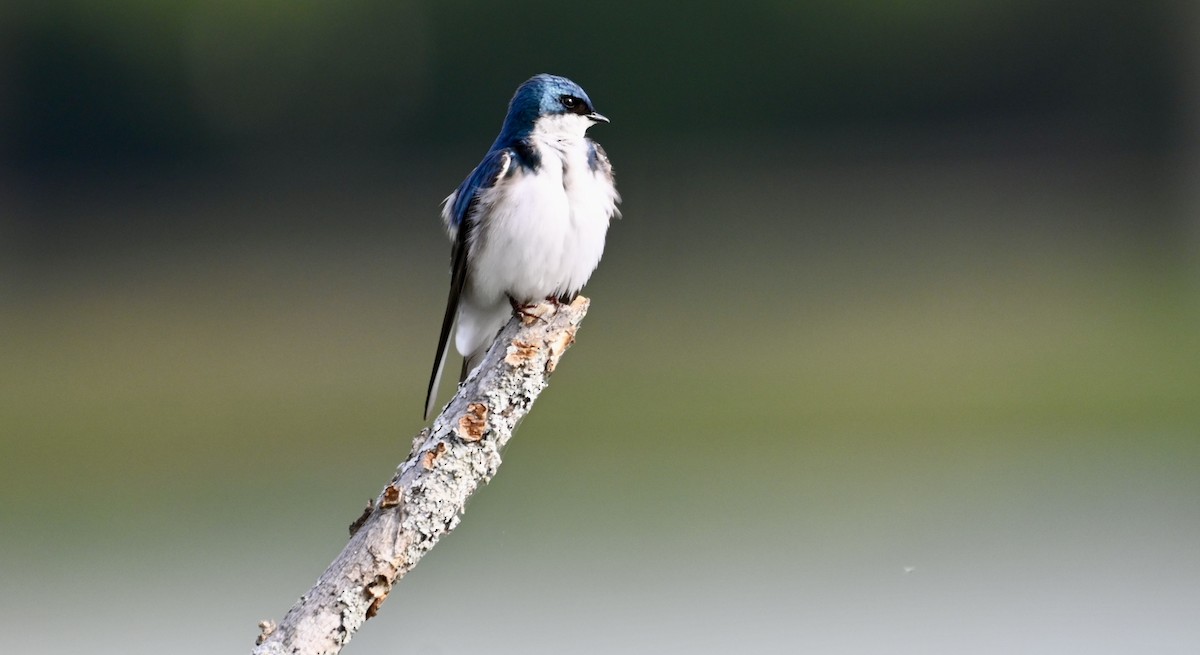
{"left": 424, "top": 148, "right": 514, "bottom": 419}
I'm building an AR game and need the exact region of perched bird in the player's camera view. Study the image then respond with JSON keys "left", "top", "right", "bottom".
{"left": 424, "top": 74, "right": 620, "bottom": 419}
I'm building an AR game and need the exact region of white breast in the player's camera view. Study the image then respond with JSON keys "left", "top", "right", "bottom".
{"left": 453, "top": 118, "right": 618, "bottom": 358}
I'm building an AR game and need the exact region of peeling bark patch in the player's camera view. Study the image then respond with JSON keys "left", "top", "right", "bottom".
{"left": 255, "top": 620, "right": 277, "bottom": 645}
{"left": 505, "top": 339, "right": 540, "bottom": 367}
{"left": 421, "top": 443, "right": 447, "bottom": 470}
{"left": 349, "top": 499, "right": 374, "bottom": 536}
{"left": 456, "top": 403, "right": 488, "bottom": 441}
{"left": 365, "top": 575, "right": 391, "bottom": 619}
{"left": 380, "top": 484, "right": 402, "bottom": 509}
{"left": 545, "top": 327, "right": 577, "bottom": 373}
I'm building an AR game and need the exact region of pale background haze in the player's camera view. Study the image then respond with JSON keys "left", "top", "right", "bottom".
{"left": 1, "top": 1, "right": 1198, "bottom": 653}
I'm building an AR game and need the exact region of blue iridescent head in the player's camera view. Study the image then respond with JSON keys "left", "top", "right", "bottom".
{"left": 498, "top": 74, "right": 609, "bottom": 141}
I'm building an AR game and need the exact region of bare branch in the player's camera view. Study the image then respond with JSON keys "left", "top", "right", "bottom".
{"left": 252, "top": 297, "right": 590, "bottom": 655}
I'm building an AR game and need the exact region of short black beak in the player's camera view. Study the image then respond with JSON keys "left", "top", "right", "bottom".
{"left": 586, "top": 112, "right": 610, "bottom": 124}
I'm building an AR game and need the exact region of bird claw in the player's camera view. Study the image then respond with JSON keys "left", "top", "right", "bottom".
{"left": 508, "top": 295, "right": 552, "bottom": 324}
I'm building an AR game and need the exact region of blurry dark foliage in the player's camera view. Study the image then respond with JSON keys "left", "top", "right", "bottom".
{"left": 0, "top": 0, "right": 1180, "bottom": 170}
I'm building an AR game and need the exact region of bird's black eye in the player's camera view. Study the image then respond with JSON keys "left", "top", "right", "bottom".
{"left": 560, "top": 95, "right": 587, "bottom": 114}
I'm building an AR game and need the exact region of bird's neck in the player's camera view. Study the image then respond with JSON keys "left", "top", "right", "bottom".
{"left": 497, "top": 114, "right": 593, "bottom": 173}
{"left": 529, "top": 114, "right": 593, "bottom": 146}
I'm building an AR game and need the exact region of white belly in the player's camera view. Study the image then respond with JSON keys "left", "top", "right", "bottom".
{"left": 454, "top": 140, "right": 617, "bottom": 357}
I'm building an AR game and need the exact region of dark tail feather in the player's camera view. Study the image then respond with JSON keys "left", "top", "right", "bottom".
{"left": 425, "top": 295, "right": 459, "bottom": 420}
{"left": 424, "top": 340, "right": 450, "bottom": 420}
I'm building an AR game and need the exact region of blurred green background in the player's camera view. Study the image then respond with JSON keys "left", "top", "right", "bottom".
{"left": 2, "top": 1, "right": 1198, "bottom": 653}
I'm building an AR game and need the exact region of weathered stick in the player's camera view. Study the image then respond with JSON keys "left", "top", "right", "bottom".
{"left": 253, "top": 297, "right": 590, "bottom": 655}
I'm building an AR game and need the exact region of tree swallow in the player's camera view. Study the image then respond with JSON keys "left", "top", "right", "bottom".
{"left": 424, "top": 74, "right": 620, "bottom": 419}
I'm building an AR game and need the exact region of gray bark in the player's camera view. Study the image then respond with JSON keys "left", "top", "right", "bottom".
{"left": 252, "top": 297, "right": 590, "bottom": 655}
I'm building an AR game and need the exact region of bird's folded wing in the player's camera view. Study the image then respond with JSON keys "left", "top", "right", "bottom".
{"left": 425, "top": 148, "right": 514, "bottom": 419}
